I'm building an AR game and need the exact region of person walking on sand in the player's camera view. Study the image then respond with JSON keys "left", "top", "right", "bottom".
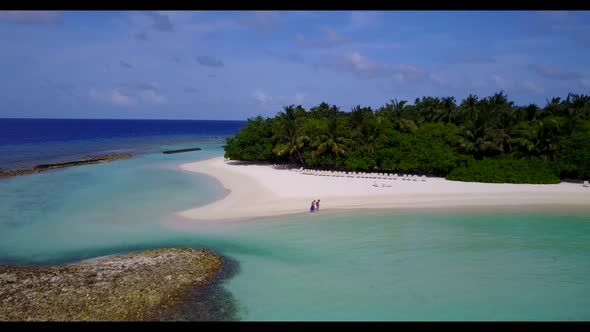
{"left": 316, "top": 199, "right": 320, "bottom": 212}
{"left": 310, "top": 200, "right": 316, "bottom": 213}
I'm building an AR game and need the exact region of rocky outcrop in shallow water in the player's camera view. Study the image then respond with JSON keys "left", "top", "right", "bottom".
{"left": 0, "top": 153, "right": 134, "bottom": 179}
{"left": 162, "top": 148, "right": 202, "bottom": 154}
{"left": 0, "top": 248, "right": 222, "bottom": 321}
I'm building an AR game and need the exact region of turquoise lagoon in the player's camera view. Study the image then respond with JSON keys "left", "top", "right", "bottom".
{"left": 1, "top": 141, "right": 590, "bottom": 321}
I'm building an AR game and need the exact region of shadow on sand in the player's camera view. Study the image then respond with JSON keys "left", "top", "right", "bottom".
{"left": 225, "top": 159, "right": 301, "bottom": 170}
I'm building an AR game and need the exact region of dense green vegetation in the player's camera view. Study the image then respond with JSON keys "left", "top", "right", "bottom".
{"left": 447, "top": 157, "right": 561, "bottom": 184}
{"left": 224, "top": 92, "right": 590, "bottom": 184}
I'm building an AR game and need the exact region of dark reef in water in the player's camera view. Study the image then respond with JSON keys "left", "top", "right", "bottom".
{"left": 0, "top": 153, "right": 133, "bottom": 179}
{"left": 0, "top": 248, "right": 222, "bottom": 321}
{"left": 162, "top": 148, "right": 202, "bottom": 154}
{"left": 157, "top": 255, "right": 241, "bottom": 321}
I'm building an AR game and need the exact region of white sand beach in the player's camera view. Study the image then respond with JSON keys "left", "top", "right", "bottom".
{"left": 178, "top": 157, "right": 590, "bottom": 222}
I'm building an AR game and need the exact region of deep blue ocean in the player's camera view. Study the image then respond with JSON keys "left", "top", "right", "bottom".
{"left": 0, "top": 118, "right": 246, "bottom": 170}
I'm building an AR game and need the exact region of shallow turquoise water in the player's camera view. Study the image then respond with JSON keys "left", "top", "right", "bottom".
{"left": 1, "top": 146, "right": 590, "bottom": 321}
{"left": 0, "top": 140, "right": 227, "bottom": 264}
{"left": 207, "top": 211, "right": 590, "bottom": 321}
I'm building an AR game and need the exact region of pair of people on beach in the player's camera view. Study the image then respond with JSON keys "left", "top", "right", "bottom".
{"left": 310, "top": 199, "right": 320, "bottom": 212}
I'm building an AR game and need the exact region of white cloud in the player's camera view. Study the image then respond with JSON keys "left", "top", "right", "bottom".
{"left": 128, "top": 11, "right": 239, "bottom": 42}
{"left": 428, "top": 73, "right": 451, "bottom": 88}
{"left": 349, "top": 11, "right": 380, "bottom": 30}
{"left": 529, "top": 64, "right": 582, "bottom": 81}
{"left": 450, "top": 55, "right": 496, "bottom": 65}
{"left": 294, "top": 92, "right": 306, "bottom": 104}
{"left": 89, "top": 88, "right": 137, "bottom": 107}
{"left": 470, "top": 75, "right": 547, "bottom": 95}
{"left": 523, "top": 81, "right": 544, "bottom": 94}
{"left": 140, "top": 90, "right": 167, "bottom": 104}
{"left": 326, "top": 52, "right": 382, "bottom": 78}
{"left": 89, "top": 87, "right": 167, "bottom": 106}
{"left": 252, "top": 89, "right": 306, "bottom": 107}
{"left": 324, "top": 52, "right": 428, "bottom": 84}
{"left": 394, "top": 64, "right": 426, "bottom": 84}
{"left": 351, "top": 41, "right": 402, "bottom": 50}
{"left": 491, "top": 74, "right": 511, "bottom": 90}
{"left": 253, "top": 89, "right": 272, "bottom": 105}
{"left": 296, "top": 27, "right": 346, "bottom": 48}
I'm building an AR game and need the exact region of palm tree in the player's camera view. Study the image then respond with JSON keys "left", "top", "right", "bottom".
{"left": 414, "top": 96, "right": 442, "bottom": 123}
{"left": 455, "top": 99, "right": 509, "bottom": 157}
{"left": 393, "top": 118, "right": 417, "bottom": 134}
{"left": 309, "top": 102, "right": 336, "bottom": 119}
{"left": 511, "top": 118, "right": 561, "bottom": 161}
{"left": 349, "top": 105, "right": 367, "bottom": 130}
{"left": 272, "top": 105, "right": 308, "bottom": 166}
{"left": 356, "top": 117, "right": 387, "bottom": 154}
{"left": 433, "top": 96, "right": 457, "bottom": 123}
{"left": 544, "top": 97, "right": 564, "bottom": 118}
{"left": 376, "top": 99, "right": 419, "bottom": 137}
{"left": 455, "top": 121, "right": 483, "bottom": 156}
{"left": 294, "top": 104, "right": 307, "bottom": 118}
{"left": 565, "top": 93, "right": 590, "bottom": 121}
{"left": 310, "top": 116, "right": 353, "bottom": 158}
{"left": 378, "top": 99, "right": 408, "bottom": 122}
{"left": 494, "top": 92, "right": 515, "bottom": 130}
{"left": 391, "top": 99, "right": 408, "bottom": 118}
{"left": 519, "top": 104, "right": 541, "bottom": 122}
{"left": 456, "top": 94, "right": 479, "bottom": 125}
{"left": 486, "top": 127, "right": 512, "bottom": 154}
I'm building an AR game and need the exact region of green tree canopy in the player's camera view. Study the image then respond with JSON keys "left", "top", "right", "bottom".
{"left": 224, "top": 92, "right": 590, "bottom": 183}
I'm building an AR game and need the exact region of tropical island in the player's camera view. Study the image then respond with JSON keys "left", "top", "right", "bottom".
{"left": 175, "top": 92, "right": 590, "bottom": 223}
{"left": 224, "top": 92, "right": 590, "bottom": 184}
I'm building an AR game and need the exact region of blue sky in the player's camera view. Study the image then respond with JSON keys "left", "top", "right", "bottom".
{"left": 0, "top": 10, "right": 589, "bottom": 120}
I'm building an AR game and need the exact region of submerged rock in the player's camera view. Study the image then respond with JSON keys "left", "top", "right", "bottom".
{"left": 0, "top": 153, "right": 134, "bottom": 179}
{"left": 0, "top": 248, "right": 222, "bottom": 321}
{"left": 162, "top": 148, "right": 202, "bottom": 154}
